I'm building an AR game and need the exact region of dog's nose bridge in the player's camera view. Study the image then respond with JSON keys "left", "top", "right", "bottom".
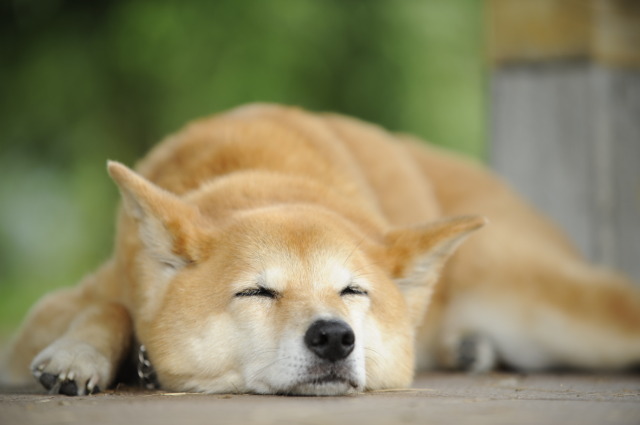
{"left": 285, "top": 287, "right": 350, "bottom": 320}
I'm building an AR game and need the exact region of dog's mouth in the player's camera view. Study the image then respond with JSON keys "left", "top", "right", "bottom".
{"left": 301, "top": 372, "right": 359, "bottom": 387}
{"left": 283, "top": 368, "right": 362, "bottom": 396}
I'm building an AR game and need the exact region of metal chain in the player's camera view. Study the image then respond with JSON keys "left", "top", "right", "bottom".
{"left": 137, "top": 344, "right": 160, "bottom": 390}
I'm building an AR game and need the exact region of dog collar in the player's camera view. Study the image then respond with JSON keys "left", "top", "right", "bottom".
{"left": 137, "top": 344, "right": 160, "bottom": 390}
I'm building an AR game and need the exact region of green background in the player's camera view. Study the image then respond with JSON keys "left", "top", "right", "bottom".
{"left": 0, "top": 0, "right": 485, "bottom": 337}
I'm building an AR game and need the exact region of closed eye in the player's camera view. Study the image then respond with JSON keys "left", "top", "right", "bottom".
{"left": 340, "top": 285, "right": 368, "bottom": 297}
{"left": 235, "top": 286, "right": 279, "bottom": 299}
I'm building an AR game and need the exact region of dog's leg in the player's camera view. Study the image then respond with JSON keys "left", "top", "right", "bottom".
{"left": 31, "top": 300, "right": 131, "bottom": 395}
{"left": 414, "top": 289, "right": 498, "bottom": 373}
{"left": 1, "top": 259, "right": 131, "bottom": 394}
{"left": 1, "top": 287, "right": 88, "bottom": 387}
{"left": 2, "top": 268, "right": 101, "bottom": 387}
{"left": 405, "top": 140, "right": 640, "bottom": 372}
{"left": 436, "top": 267, "right": 640, "bottom": 372}
{"left": 436, "top": 332, "right": 498, "bottom": 373}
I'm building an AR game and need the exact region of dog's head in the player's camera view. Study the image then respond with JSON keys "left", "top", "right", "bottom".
{"left": 108, "top": 161, "right": 484, "bottom": 395}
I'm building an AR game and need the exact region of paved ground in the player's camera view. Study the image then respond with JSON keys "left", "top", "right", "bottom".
{"left": 1, "top": 373, "right": 639, "bottom": 425}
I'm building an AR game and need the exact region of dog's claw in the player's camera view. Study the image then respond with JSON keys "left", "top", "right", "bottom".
{"left": 48, "top": 377, "right": 62, "bottom": 395}
{"left": 86, "top": 376, "right": 101, "bottom": 395}
{"left": 32, "top": 362, "right": 46, "bottom": 378}
{"left": 37, "top": 370, "right": 101, "bottom": 396}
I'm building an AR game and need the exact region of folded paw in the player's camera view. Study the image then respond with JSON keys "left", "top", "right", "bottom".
{"left": 456, "top": 334, "right": 497, "bottom": 373}
{"left": 31, "top": 339, "right": 113, "bottom": 396}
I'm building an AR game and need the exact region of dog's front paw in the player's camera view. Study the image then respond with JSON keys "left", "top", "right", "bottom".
{"left": 31, "top": 339, "right": 113, "bottom": 396}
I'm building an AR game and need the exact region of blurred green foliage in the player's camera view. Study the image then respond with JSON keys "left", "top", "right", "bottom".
{"left": 0, "top": 0, "right": 485, "bottom": 336}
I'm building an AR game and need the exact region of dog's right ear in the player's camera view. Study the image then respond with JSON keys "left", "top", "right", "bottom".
{"left": 107, "top": 161, "right": 208, "bottom": 269}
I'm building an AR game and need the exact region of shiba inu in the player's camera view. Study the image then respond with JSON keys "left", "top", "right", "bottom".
{"left": 1, "top": 104, "right": 639, "bottom": 396}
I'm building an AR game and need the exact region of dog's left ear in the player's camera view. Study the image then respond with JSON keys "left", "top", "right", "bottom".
{"left": 385, "top": 216, "right": 487, "bottom": 326}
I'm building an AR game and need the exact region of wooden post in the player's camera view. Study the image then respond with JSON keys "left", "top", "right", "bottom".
{"left": 488, "top": 0, "right": 640, "bottom": 281}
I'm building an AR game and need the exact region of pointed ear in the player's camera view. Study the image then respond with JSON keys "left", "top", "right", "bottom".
{"left": 385, "top": 215, "right": 487, "bottom": 326}
{"left": 107, "top": 160, "right": 207, "bottom": 269}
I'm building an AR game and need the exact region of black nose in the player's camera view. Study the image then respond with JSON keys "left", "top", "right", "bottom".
{"left": 304, "top": 319, "right": 355, "bottom": 362}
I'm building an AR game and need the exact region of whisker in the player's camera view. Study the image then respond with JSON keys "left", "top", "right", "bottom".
{"left": 245, "top": 356, "right": 289, "bottom": 383}
{"left": 364, "top": 347, "right": 384, "bottom": 367}
{"left": 342, "top": 236, "right": 368, "bottom": 267}
{"left": 350, "top": 258, "right": 388, "bottom": 278}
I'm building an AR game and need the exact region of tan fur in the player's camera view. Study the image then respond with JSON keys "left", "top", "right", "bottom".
{"left": 2, "top": 104, "right": 639, "bottom": 395}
